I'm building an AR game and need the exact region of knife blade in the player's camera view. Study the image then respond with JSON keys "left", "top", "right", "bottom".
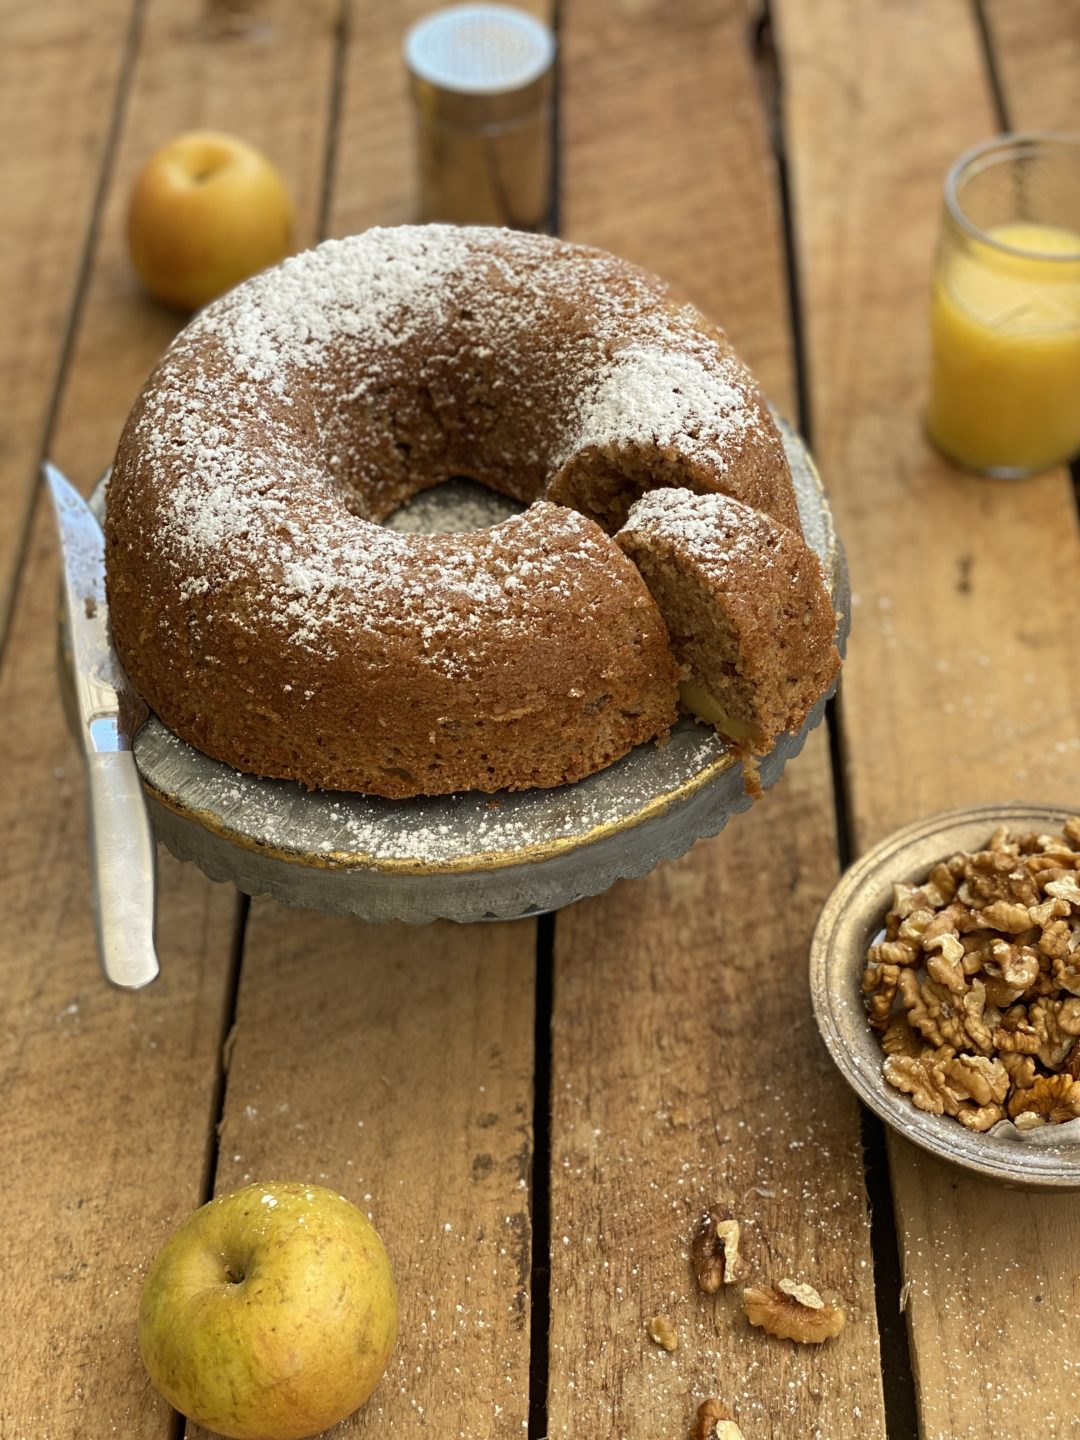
{"left": 44, "top": 462, "right": 160, "bottom": 990}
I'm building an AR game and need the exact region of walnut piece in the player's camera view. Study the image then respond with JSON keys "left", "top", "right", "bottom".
{"left": 1001, "top": 1050, "right": 1038, "bottom": 1089}
{"left": 1030, "top": 996, "right": 1080, "bottom": 1068}
{"left": 1007, "top": 1074, "right": 1080, "bottom": 1124}
{"left": 974, "top": 900, "right": 1034, "bottom": 934}
{"left": 862, "top": 960, "right": 903, "bottom": 1030}
{"left": 691, "top": 1211, "right": 749, "bottom": 1292}
{"left": 742, "top": 1279, "right": 846, "bottom": 1344}
{"left": 689, "top": 1400, "right": 744, "bottom": 1440}
{"left": 1046, "top": 876, "right": 1080, "bottom": 907}
{"left": 866, "top": 820, "right": 1080, "bottom": 1132}
{"left": 881, "top": 1015, "right": 922, "bottom": 1058}
{"left": 945, "top": 1053, "right": 1009, "bottom": 1107}
{"left": 1013, "top": 1110, "right": 1047, "bottom": 1132}
{"left": 955, "top": 1102, "right": 1006, "bottom": 1132}
{"left": 646, "top": 1314, "right": 677, "bottom": 1352}
{"left": 884, "top": 1050, "right": 963, "bottom": 1117}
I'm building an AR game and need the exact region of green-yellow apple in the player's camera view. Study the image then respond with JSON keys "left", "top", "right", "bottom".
{"left": 139, "top": 1181, "right": 397, "bottom": 1440}
{"left": 128, "top": 130, "right": 292, "bottom": 311}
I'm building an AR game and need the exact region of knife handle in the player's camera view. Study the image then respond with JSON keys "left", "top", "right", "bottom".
{"left": 85, "top": 749, "right": 161, "bottom": 989}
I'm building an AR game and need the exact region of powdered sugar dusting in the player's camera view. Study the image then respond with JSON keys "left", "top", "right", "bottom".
{"left": 555, "top": 337, "right": 758, "bottom": 467}
{"left": 385, "top": 479, "right": 522, "bottom": 534}
{"left": 196, "top": 228, "right": 481, "bottom": 392}
{"left": 105, "top": 226, "right": 786, "bottom": 803}
{"left": 621, "top": 487, "right": 774, "bottom": 568}
{"left": 113, "top": 226, "right": 766, "bottom": 682}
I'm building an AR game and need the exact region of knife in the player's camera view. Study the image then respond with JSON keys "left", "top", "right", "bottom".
{"left": 44, "top": 462, "right": 160, "bottom": 990}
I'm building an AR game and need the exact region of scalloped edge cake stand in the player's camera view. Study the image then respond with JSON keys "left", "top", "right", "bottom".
{"left": 86, "top": 419, "right": 849, "bottom": 924}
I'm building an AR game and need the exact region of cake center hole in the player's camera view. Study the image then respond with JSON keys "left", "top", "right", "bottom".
{"left": 382, "top": 478, "right": 526, "bottom": 536}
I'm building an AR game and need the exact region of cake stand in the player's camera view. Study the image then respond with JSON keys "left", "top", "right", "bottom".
{"left": 86, "top": 421, "right": 849, "bottom": 924}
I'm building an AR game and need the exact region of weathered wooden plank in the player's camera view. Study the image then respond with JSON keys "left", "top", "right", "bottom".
{"left": 547, "top": 738, "right": 888, "bottom": 1440}
{"left": 196, "top": 2, "right": 552, "bottom": 1434}
{"left": 0, "top": 503, "right": 239, "bottom": 1439}
{"left": 198, "top": 909, "right": 537, "bottom": 1438}
{"left": 0, "top": 0, "right": 135, "bottom": 637}
{"left": 983, "top": 0, "right": 1080, "bottom": 131}
{"left": 778, "top": 0, "right": 1080, "bottom": 1435}
{"left": 1, "top": 2, "right": 341, "bottom": 1436}
{"left": 548, "top": 4, "right": 886, "bottom": 1437}
{"left": 558, "top": 0, "right": 793, "bottom": 408}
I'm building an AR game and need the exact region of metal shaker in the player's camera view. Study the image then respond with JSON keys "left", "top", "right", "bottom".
{"left": 405, "top": 4, "right": 556, "bottom": 231}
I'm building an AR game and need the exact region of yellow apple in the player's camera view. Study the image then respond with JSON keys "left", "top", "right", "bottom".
{"left": 139, "top": 1182, "right": 398, "bottom": 1440}
{"left": 128, "top": 130, "right": 292, "bottom": 311}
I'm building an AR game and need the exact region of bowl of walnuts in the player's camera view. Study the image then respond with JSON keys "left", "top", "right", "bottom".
{"left": 810, "top": 804, "right": 1080, "bottom": 1188}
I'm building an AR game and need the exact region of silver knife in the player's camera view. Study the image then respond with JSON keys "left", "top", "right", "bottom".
{"left": 44, "top": 462, "right": 160, "bottom": 989}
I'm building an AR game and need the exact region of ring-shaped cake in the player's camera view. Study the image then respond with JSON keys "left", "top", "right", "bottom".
{"left": 106, "top": 226, "right": 837, "bottom": 799}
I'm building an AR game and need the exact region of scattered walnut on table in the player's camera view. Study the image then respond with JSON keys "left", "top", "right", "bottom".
{"left": 862, "top": 819, "right": 1080, "bottom": 1133}
{"left": 689, "top": 1399, "right": 744, "bottom": 1440}
{"left": 646, "top": 1314, "right": 678, "bottom": 1351}
{"left": 691, "top": 1210, "right": 749, "bottom": 1292}
{"left": 743, "top": 1278, "right": 846, "bottom": 1344}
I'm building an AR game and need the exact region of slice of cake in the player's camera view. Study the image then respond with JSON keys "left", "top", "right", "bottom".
{"left": 616, "top": 488, "right": 840, "bottom": 758}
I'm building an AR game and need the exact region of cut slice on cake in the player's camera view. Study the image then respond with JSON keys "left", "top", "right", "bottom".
{"left": 616, "top": 488, "right": 840, "bottom": 760}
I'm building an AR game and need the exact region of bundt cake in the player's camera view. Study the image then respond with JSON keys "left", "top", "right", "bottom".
{"left": 105, "top": 225, "right": 834, "bottom": 799}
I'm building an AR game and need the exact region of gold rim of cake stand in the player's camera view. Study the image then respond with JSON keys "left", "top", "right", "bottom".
{"left": 142, "top": 743, "right": 743, "bottom": 876}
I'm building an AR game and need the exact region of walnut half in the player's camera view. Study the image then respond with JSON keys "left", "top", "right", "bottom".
{"left": 691, "top": 1211, "right": 749, "bottom": 1292}
{"left": 689, "top": 1400, "right": 745, "bottom": 1440}
{"left": 646, "top": 1314, "right": 678, "bottom": 1351}
{"left": 743, "top": 1278, "right": 846, "bottom": 1344}
{"left": 1007, "top": 1073, "right": 1080, "bottom": 1125}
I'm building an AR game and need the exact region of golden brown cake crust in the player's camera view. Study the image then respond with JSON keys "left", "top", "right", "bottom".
{"left": 106, "top": 226, "right": 802, "bottom": 798}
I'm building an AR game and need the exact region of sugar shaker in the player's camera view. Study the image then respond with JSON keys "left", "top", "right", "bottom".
{"left": 405, "top": 4, "right": 556, "bottom": 231}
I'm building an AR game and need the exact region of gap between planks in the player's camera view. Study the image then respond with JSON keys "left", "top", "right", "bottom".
{"left": 758, "top": 4, "right": 919, "bottom": 1433}
{"left": 528, "top": 913, "right": 556, "bottom": 1440}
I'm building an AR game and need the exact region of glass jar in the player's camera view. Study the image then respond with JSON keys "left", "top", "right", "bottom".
{"left": 927, "top": 133, "right": 1080, "bottom": 477}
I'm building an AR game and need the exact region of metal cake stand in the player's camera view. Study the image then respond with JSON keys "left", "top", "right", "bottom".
{"left": 87, "top": 421, "right": 849, "bottom": 924}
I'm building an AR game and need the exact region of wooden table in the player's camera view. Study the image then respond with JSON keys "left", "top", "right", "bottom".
{"left": 3, "top": 2, "right": 1078, "bottom": 1436}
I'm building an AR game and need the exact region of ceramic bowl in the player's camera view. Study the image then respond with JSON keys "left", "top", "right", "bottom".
{"left": 810, "top": 804, "right": 1080, "bottom": 1189}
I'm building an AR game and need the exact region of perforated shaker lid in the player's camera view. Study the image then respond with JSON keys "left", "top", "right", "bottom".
{"left": 405, "top": 4, "right": 555, "bottom": 122}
